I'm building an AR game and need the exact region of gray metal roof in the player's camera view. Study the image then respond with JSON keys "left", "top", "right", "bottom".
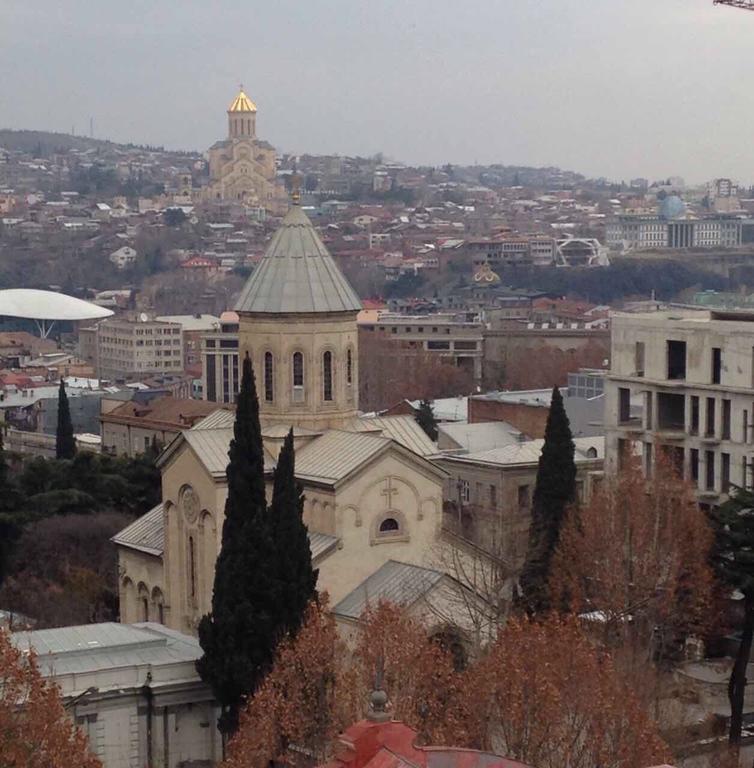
{"left": 438, "top": 421, "right": 526, "bottom": 453}
{"left": 348, "top": 415, "right": 437, "bottom": 457}
{"left": 333, "top": 560, "right": 444, "bottom": 620}
{"left": 111, "top": 503, "right": 164, "bottom": 556}
{"left": 235, "top": 205, "right": 362, "bottom": 314}
{"left": 184, "top": 428, "right": 234, "bottom": 477}
{"left": 12, "top": 622, "right": 201, "bottom": 677}
{"left": 295, "top": 429, "right": 390, "bottom": 485}
{"left": 193, "top": 409, "right": 236, "bottom": 430}
{"left": 308, "top": 531, "right": 338, "bottom": 562}
{"left": 113, "top": 503, "right": 337, "bottom": 566}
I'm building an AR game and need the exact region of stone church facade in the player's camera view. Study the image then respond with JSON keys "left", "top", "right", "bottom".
{"left": 114, "top": 200, "right": 471, "bottom": 638}
{"left": 204, "top": 86, "right": 286, "bottom": 213}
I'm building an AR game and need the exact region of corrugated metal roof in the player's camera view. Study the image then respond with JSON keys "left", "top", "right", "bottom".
{"left": 193, "top": 409, "right": 236, "bottom": 430}
{"left": 12, "top": 622, "right": 202, "bottom": 677}
{"left": 352, "top": 415, "right": 437, "bottom": 457}
{"left": 333, "top": 560, "right": 443, "bottom": 620}
{"left": 438, "top": 421, "right": 525, "bottom": 453}
{"left": 184, "top": 428, "right": 234, "bottom": 476}
{"left": 295, "top": 429, "right": 390, "bottom": 484}
{"left": 111, "top": 503, "right": 164, "bottom": 556}
{"left": 458, "top": 435, "right": 604, "bottom": 467}
{"left": 235, "top": 206, "right": 362, "bottom": 314}
{"left": 309, "top": 531, "right": 338, "bottom": 562}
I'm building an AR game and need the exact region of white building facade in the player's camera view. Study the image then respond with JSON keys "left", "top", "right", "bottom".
{"left": 12, "top": 622, "right": 221, "bottom": 768}
{"left": 605, "top": 309, "right": 754, "bottom": 506}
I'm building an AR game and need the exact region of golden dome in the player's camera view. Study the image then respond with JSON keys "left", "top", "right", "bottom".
{"left": 473, "top": 262, "right": 501, "bottom": 284}
{"left": 228, "top": 86, "right": 257, "bottom": 113}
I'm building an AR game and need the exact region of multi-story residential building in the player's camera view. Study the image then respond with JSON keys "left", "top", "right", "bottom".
{"left": 201, "top": 311, "right": 240, "bottom": 403}
{"left": 359, "top": 312, "right": 484, "bottom": 382}
{"left": 96, "top": 316, "right": 184, "bottom": 382}
{"left": 605, "top": 309, "right": 754, "bottom": 506}
{"left": 466, "top": 235, "right": 556, "bottom": 268}
{"left": 606, "top": 215, "right": 742, "bottom": 251}
{"left": 155, "top": 314, "right": 221, "bottom": 372}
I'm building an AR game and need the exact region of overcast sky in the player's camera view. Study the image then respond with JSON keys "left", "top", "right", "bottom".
{"left": 2, "top": 0, "right": 753, "bottom": 184}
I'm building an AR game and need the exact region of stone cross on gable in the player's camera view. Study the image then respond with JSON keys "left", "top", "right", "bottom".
{"left": 381, "top": 477, "right": 398, "bottom": 509}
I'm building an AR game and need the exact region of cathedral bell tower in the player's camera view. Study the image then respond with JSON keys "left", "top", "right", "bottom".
{"left": 235, "top": 179, "right": 363, "bottom": 430}
{"left": 227, "top": 85, "right": 256, "bottom": 140}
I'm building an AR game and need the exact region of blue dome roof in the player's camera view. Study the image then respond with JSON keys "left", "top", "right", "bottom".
{"left": 659, "top": 195, "right": 686, "bottom": 220}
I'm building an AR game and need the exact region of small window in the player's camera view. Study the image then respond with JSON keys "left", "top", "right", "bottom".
{"left": 705, "top": 450, "right": 715, "bottom": 491}
{"left": 722, "top": 399, "right": 731, "bottom": 440}
{"left": 517, "top": 485, "right": 530, "bottom": 510}
{"left": 667, "top": 340, "right": 687, "bottom": 380}
{"left": 292, "top": 352, "right": 304, "bottom": 403}
{"left": 323, "top": 351, "right": 333, "bottom": 401}
{"left": 346, "top": 348, "right": 353, "bottom": 386}
{"left": 635, "top": 341, "right": 645, "bottom": 377}
{"left": 690, "top": 448, "right": 699, "bottom": 482}
{"left": 722, "top": 452, "right": 731, "bottom": 493}
{"left": 189, "top": 535, "right": 196, "bottom": 599}
{"left": 264, "top": 352, "right": 274, "bottom": 402}
{"left": 379, "top": 517, "right": 400, "bottom": 533}
{"left": 712, "top": 347, "right": 722, "bottom": 384}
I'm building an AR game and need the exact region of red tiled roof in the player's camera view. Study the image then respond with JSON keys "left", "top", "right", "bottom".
{"left": 322, "top": 719, "right": 531, "bottom": 768}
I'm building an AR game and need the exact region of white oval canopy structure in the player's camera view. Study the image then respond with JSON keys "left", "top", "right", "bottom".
{"left": 0, "top": 289, "right": 113, "bottom": 337}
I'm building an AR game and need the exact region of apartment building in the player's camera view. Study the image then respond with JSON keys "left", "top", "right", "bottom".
{"left": 359, "top": 312, "right": 484, "bottom": 382}
{"left": 466, "top": 236, "right": 556, "bottom": 268}
{"left": 605, "top": 309, "right": 754, "bottom": 505}
{"left": 96, "top": 316, "right": 184, "bottom": 382}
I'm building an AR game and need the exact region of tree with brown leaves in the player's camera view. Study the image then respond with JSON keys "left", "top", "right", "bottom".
{"left": 550, "top": 454, "right": 716, "bottom": 660}
{"left": 0, "top": 627, "right": 100, "bottom": 768}
{"left": 224, "top": 601, "right": 670, "bottom": 768}
{"left": 222, "top": 599, "right": 344, "bottom": 768}
{"left": 461, "top": 614, "right": 671, "bottom": 768}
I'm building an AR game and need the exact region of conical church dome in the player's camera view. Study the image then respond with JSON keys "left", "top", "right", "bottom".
{"left": 235, "top": 206, "right": 362, "bottom": 314}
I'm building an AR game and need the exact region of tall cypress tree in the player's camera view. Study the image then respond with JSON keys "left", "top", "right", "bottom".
{"left": 415, "top": 399, "right": 438, "bottom": 442}
{"left": 519, "top": 385, "right": 576, "bottom": 614}
{"left": 269, "top": 428, "right": 317, "bottom": 636}
{"left": 55, "top": 380, "right": 76, "bottom": 460}
{"left": 709, "top": 488, "right": 754, "bottom": 750}
{"left": 196, "top": 353, "right": 281, "bottom": 736}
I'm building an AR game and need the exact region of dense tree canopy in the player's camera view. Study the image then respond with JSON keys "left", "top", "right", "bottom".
{"left": 224, "top": 601, "right": 669, "bottom": 768}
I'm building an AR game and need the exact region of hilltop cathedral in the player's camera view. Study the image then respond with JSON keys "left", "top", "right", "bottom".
{"left": 113, "top": 195, "right": 475, "bottom": 639}
{"left": 204, "top": 86, "right": 286, "bottom": 213}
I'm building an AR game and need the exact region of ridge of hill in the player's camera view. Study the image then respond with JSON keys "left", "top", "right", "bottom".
{"left": 0, "top": 129, "right": 197, "bottom": 158}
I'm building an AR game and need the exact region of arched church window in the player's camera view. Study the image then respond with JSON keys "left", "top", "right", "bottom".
{"left": 264, "top": 352, "right": 274, "bottom": 402}
{"left": 379, "top": 517, "right": 400, "bottom": 533}
{"left": 323, "top": 351, "right": 333, "bottom": 401}
{"left": 346, "top": 348, "right": 353, "bottom": 386}
{"left": 292, "top": 352, "right": 304, "bottom": 403}
{"left": 188, "top": 536, "right": 196, "bottom": 600}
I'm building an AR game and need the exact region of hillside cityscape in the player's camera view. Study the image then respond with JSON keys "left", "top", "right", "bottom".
{"left": 2, "top": 3, "right": 754, "bottom": 768}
